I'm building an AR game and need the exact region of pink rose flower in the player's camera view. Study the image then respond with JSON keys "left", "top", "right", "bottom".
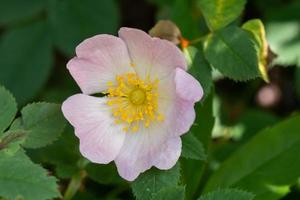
{"left": 62, "top": 28, "right": 203, "bottom": 181}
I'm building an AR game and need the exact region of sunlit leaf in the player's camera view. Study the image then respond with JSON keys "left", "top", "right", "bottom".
{"left": 242, "top": 19, "right": 270, "bottom": 82}
{"left": 197, "top": 0, "right": 246, "bottom": 31}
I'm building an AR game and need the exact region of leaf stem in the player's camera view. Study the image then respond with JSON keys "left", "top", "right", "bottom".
{"left": 63, "top": 170, "right": 87, "bottom": 200}
{"left": 189, "top": 35, "right": 208, "bottom": 45}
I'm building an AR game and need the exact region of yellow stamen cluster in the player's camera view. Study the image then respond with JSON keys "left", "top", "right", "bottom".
{"left": 105, "top": 73, "right": 164, "bottom": 133}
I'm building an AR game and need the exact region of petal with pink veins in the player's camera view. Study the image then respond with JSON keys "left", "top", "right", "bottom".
{"left": 172, "top": 68, "right": 203, "bottom": 135}
{"left": 62, "top": 94, "right": 125, "bottom": 164}
{"left": 118, "top": 27, "right": 187, "bottom": 80}
{"left": 115, "top": 124, "right": 181, "bottom": 181}
{"left": 175, "top": 67, "right": 203, "bottom": 102}
{"left": 68, "top": 34, "right": 133, "bottom": 94}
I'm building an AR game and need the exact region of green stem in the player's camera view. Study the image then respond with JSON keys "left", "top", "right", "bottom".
{"left": 189, "top": 35, "right": 207, "bottom": 45}
{"left": 63, "top": 170, "right": 87, "bottom": 200}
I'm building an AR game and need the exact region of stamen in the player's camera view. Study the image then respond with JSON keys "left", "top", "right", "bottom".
{"left": 105, "top": 72, "right": 164, "bottom": 132}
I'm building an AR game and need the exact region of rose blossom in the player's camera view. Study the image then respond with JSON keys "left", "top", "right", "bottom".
{"left": 62, "top": 27, "right": 203, "bottom": 181}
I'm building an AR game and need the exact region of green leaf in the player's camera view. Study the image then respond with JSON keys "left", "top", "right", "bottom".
{"left": 204, "top": 26, "right": 260, "bottom": 81}
{"left": 28, "top": 125, "right": 81, "bottom": 178}
{"left": 0, "top": 0, "right": 45, "bottom": 25}
{"left": 152, "top": 186, "right": 185, "bottom": 200}
{"left": 242, "top": 19, "right": 270, "bottom": 82}
{"left": 0, "top": 130, "right": 27, "bottom": 156}
{"left": 0, "top": 150, "right": 60, "bottom": 200}
{"left": 185, "top": 46, "right": 213, "bottom": 99}
{"left": 212, "top": 109, "right": 279, "bottom": 163}
{"left": 0, "top": 20, "right": 53, "bottom": 105}
{"left": 204, "top": 114, "right": 300, "bottom": 200}
{"left": 20, "top": 102, "right": 66, "bottom": 148}
{"left": 197, "top": 0, "right": 246, "bottom": 31}
{"left": 0, "top": 86, "right": 17, "bottom": 133}
{"left": 198, "top": 189, "right": 254, "bottom": 200}
{"left": 86, "top": 163, "right": 124, "bottom": 185}
{"left": 181, "top": 93, "right": 215, "bottom": 200}
{"left": 170, "top": 0, "right": 205, "bottom": 39}
{"left": 181, "top": 133, "right": 206, "bottom": 160}
{"left": 132, "top": 163, "right": 180, "bottom": 200}
{"left": 193, "top": 92, "right": 215, "bottom": 151}
{"left": 47, "top": 0, "right": 119, "bottom": 56}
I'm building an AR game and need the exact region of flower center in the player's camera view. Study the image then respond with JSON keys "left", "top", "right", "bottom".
{"left": 105, "top": 73, "right": 164, "bottom": 132}
{"left": 130, "top": 89, "right": 146, "bottom": 105}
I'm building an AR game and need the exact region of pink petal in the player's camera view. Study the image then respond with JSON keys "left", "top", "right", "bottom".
{"left": 67, "top": 58, "right": 115, "bottom": 94}
{"left": 154, "top": 137, "right": 181, "bottom": 169}
{"left": 68, "top": 34, "right": 133, "bottom": 94}
{"left": 174, "top": 98, "right": 196, "bottom": 135}
{"left": 171, "top": 68, "right": 203, "bottom": 135}
{"left": 118, "top": 27, "right": 187, "bottom": 80}
{"left": 62, "top": 94, "right": 125, "bottom": 164}
{"left": 175, "top": 68, "right": 203, "bottom": 102}
{"left": 115, "top": 125, "right": 181, "bottom": 181}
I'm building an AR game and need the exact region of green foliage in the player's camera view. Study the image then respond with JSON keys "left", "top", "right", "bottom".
{"left": 170, "top": 0, "right": 204, "bottom": 39}
{"left": 185, "top": 46, "right": 213, "bottom": 98}
{"left": 0, "top": 130, "right": 27, "bottom": 156}
{"left": 212, "top": 109, "right": 280, "bottom": 162}
{"left": 151, "top": 186, "right": 185, "bottom": 200}
{"left": 198, "top": 189, "right": 254, "bottom": 200}
{"left": 86, "top": 163, "right": 124, "bottom": 185}
{"left": 0, "top": 0, "right": 45, "bottom": 25}
{"left": 0, "top": 86, "right": 17, "bottom": 133}
{"left": 197, "top": 0, "right": 246, "bottom": 31}
{"left": 242, "top": 19, "right": 270, "bottom": 82}
{"left": 47, "top": 0, "right": 119, "bottom": 56}
{"left": 1, "top": 0, "right": 299, "bottom": 199}
{"left": 204, "top": 114, "right": 300, "bottom": 200}
{"left": 265, "top": 3, "right": 300, "bottom": 66}
{"left": 0, "top": 150, "right": 60, "bottom": 200}
{"left": 27, "top": 125, "right": 81, "bottom": 179}
{"left": 0, "top": 21, "right": 53, "bottom": 105}
{"left": 181, "top": 93, "right": 215, "bottom": 200}
{"left": 132, "top": 163, "right": 181, "bottom": 200}
{"left": 204, "top": 26, "right": 260, "bottom": 81}
{"left": 182, "top": 133, "right": 206, "bottom": 160}
{"left": 20, "top": 103, "right": 66, "bottom": 148}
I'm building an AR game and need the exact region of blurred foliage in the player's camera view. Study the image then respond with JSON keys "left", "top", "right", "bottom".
{"left": 0, "top": 0, "right": 300, "bottom": 199}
